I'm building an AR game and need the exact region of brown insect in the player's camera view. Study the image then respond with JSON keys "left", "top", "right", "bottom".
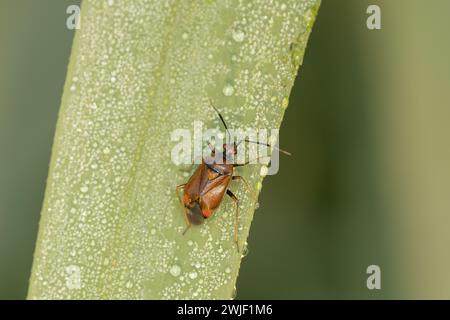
{"left": 176, "top": 100, "right": 289, "bottom": 251}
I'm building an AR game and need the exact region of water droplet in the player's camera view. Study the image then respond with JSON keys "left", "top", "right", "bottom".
{"left": 232, "top": 29, "right": 245, "bottom": 42}
{"left": 187, "top": 240, "right": 193, "bottom": 246}
{"left": 70, "top": 85, "right": 76, "bottom": 92}
{"left": 126, "top": 281, "right": 133, "bottom": 288}
{"left": 231, "top": 286, "right": 237, "bottom": 299}
{"left": 280, "top": 3, "right": 287, "bottom": 11}
{"left": 260, "top": 166, "right": 268, "bottom": 177}
{"left": 169, "top": 264, "right": 181, "bottom": 277}
{"left": 80, "top": 186, "right": 89, "bottom": 193}
{"left": 195, "top": 262, "right": 201, "bottom": 269}
{"left": 107, "top": 0, "right": 114, "bottom": 6}
{"left": 281, "top": 97, "right": 289, "bottom": 109}
{"left": 150, "top": 228, "right": 156, "bottom": 235}
{"left": 111, "top": 76, "right": 116, "bottom": 83}
{"left": 225, "top": 267, "right": 231, "bottom": 274}
{"left": 222, "top": 84, "right": 234, "bottom": 96}
{"left": 182, "top": 32, "right": 188, "bottom": 40}
{"left": 241, "top": 242, "right": 249, "bottom": 258}
{"left": 91, "top": 163, "right": 98, "bottom": 169}
{"left": 103, "top": 147, "right": 110, "bottom": 154}
{"left": 189, "top": 271, "right": 198, "bottom": 280}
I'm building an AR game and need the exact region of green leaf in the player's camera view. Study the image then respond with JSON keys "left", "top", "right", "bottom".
{"left": 28, "top": 0, "right": 320, "bottom": 299}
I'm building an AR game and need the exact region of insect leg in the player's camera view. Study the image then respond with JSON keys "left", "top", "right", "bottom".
{"left": 226, "top": 189, "right": 240, "bottom": 252}
{"left": 182, "top": 224, "right": 191, "bottom": 235}
{"left": 176, "top": 184, "right": 191, "bottom": 233}
{"left": 232, "top": 175, "right": 257, "bottom": 204}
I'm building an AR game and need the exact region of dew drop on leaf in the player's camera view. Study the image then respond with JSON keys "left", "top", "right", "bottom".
{"left": 241, "top": 242, "right": 249, "bottom": 258}
{"left": 232, "top": 29, "right": 245, "bottom": 42}
{"left": 281, "top": 97, "right": 289, "bottom": 109}
{"left": 169, "top": 265, "right": 181, "bottom": 277}
{"left": 222, "top": 84, "right": 234, "bottom": 96}
{"left": 260, "top": 166, "right": 268, "bottom": 176}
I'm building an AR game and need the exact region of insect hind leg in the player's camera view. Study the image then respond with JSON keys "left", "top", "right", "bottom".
{"left": 226, "top": 189, "right": 240, "bottom": 252}
{"left": 176, "top": 184, "right": 191, "bottom": 233}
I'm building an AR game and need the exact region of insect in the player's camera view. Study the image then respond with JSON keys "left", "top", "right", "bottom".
{"left": 176, "top": 100, "right": 290, "bottom": 251}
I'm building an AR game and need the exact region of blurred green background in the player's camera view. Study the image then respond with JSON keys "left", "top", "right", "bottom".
{"left": 1, "top": 0, "right": 450, "bottom": 299}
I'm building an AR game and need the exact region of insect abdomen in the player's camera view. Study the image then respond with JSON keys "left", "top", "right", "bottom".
{"left": 186, "top": 202, "right": 204, "bottom": 225}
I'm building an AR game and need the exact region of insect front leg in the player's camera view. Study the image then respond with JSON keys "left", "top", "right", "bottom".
{"left": 176, "top": 184, "right": 191, "bottom": 233}
{"left": 226, "top": 189, "right": 240, "bottom": 252}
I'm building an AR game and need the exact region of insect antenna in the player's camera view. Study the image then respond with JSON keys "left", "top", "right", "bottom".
{"left": 209, "top": 98, "right": 231, "bottom": 143}
{"left": 237, "top": 139, "right": 291, "bottom": 156}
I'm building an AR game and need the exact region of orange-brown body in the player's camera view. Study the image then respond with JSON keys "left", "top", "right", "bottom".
{"left": 176, "top": 145, "right": 252, "bottom": 251}
{"left": 175, "top": 100, "right": 287, "bottom": 251}
{"left": 182, "top": 154, "right": 234, "bottom": 224}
